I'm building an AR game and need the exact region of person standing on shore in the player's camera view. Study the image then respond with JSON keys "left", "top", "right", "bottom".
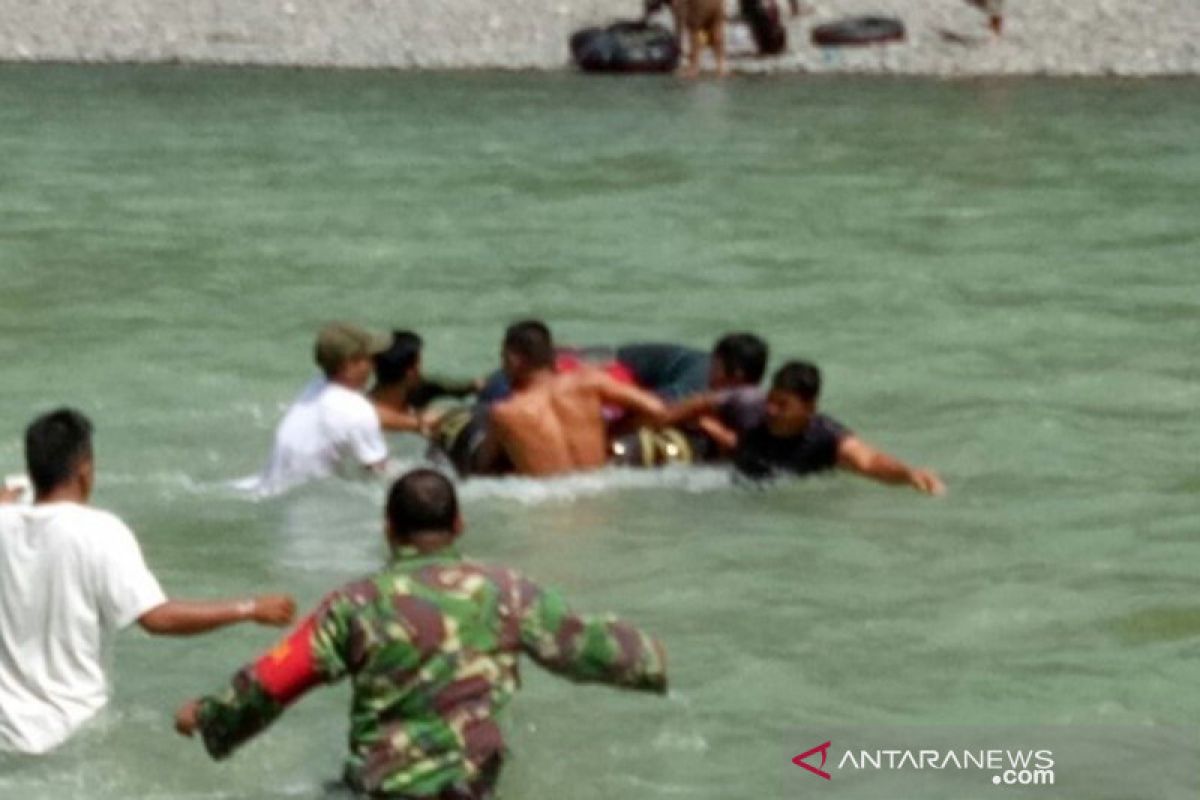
{"left": 678, "top": 0, "right": 728, "bottom": 77}
{"left": 0, "top": 409, "right": 295, "bottom": 755}
{"left": 175, "top": 468, "right": 668, "bottom": 798}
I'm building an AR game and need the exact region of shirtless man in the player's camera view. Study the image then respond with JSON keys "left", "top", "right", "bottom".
{"left": 480, "top": 321, "right": 669, "bottom": 477}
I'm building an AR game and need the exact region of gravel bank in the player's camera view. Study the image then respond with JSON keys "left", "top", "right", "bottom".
{"left": 0, "top": 0, "right": 1197, "bottom": 75}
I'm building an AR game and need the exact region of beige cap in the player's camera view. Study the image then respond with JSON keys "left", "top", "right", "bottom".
{"left": 314, "top": 322, "right": 390, "bottom": 375}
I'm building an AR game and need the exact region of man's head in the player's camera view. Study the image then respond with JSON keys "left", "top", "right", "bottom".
{"left": 765, "top": 360, "right": 821, "bottom": 437}
{"left": 502, "top": 319, "right": 554, "bottom": 382}
{"left": 315, "top": 322, "right": 390, "bottom": 388}
{"left": 25, "top": 408, "right": 95, "bottom": 501}
{"left": 710, "top": 333, "right": 769, "bottom": 389}
{"left": 385, "top": 468, "right": 462, "bottom": 548}
{"left": 373, "top": 330, "right": 424, "bottom": 391}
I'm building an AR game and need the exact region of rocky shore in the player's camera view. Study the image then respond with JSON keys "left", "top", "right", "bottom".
{"left": 0, "top": 0, "right": 1196, "bottom": 76}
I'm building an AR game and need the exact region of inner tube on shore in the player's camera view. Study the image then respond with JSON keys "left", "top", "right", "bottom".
{"left": 570, "top": 21, "right": 681, "bottom": 73}
{"left": 811, "top": 16, "right": 905, "bottom": 47}
{"left": 739, "top": 0, "right": 788, "bottom": 56}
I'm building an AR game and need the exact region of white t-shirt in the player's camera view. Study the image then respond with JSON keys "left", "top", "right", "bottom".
{"left": 0, "top": 502, "right": 167, "bottom": 754}
{"left": 250, "top": 378, "right": 388, "bottom": 497}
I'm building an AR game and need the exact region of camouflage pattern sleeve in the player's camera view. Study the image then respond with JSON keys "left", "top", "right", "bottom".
{"left": 195, "top": 592, "right": 354, "bottom": 759}
{"left": 515, "top": 577, "right": 668, "bottom": 694}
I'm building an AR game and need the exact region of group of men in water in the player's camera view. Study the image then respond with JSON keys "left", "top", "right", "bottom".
{"left": 252, "top": 319, "right": 945, "bottom": 497}
{"left": 0, "top": 319, "right": 941, "bottom": 797}
{"left": 0, "top": 412, "right": 665, "bottom": 798}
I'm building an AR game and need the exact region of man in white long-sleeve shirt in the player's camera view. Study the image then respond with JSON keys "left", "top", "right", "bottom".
{"left": 0, "top": 409, "right": 295, "bottom": 754}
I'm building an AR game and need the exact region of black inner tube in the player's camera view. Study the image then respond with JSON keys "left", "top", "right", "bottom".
{"left": 811, "top": 16, "right": 905, "bottom": 46}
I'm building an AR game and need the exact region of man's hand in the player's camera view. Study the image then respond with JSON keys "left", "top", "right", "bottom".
{"left": 250, "top": 595, "right": 296, "bottom": 626}
{"left": 838, "top": 437, "right": 946, "bottom": 497}
{"left": 175, "top": 699, "right": 201, "bottom": 737}
{"left": 0, "top": 486, "right": 21, "bottom": 505}
{"left": 418, "top": 409, "right": 445, "bottom": 437}
{"left": 909, "top": 469, "right": 946, "bottom": 496}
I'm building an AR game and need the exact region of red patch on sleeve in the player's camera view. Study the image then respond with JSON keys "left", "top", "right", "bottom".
{"left": 252, "top": 615, "right": 320, "bottom": 706}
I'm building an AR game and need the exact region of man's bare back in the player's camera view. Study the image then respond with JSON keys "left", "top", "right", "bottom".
{"left": 490, "top": 369, "right": 666, "bottom": 477}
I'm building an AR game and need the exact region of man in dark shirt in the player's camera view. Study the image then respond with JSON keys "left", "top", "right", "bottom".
{"left": 633, "top": 332, "right": 770, "bottom": 456}
{"left": 369, "top": 329, "right": 479, "bottom": 435}
{"left": 734, "top": 361, "right": 946, "bottom": 495}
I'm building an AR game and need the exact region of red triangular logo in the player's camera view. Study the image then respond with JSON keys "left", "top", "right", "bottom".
{"left": 792, "top": 740, "right": 832, "bottom": 780}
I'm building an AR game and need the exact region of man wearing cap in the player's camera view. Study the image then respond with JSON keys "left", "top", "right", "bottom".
{"left": 249, "top": 322, "right": 392, "bottom": 497}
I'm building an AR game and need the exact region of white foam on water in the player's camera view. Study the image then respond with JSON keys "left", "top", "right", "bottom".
{"left": 457, "top": 465, "right": 735, "bottom": 506}
{"left": 104, "top": 471, "right": 207, "bottom": 491}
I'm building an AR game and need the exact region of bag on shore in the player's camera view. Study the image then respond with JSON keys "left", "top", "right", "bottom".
{"left": 570, "top": 21, "right": 681, "bottom": 73}
{"left": 738, "top": 0, "right": 788, "bottom": 55}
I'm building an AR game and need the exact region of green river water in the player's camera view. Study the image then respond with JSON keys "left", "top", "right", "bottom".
{"left": 0, "top": 66, "right": 1197, "bottom": 798}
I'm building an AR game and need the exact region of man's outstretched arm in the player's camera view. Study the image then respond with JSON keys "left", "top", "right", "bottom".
{"left": 659, "top": 391, "right": 719, "bottom": 426}
{"left": 373, "top": 402, "right": 425, "bottom": 434}
{"left": 594, "top": 372, "right": 669, "bottom": 427}
{"left": 175, "top": 599, "right": 351, "bottom": 758}
{"left": 836, "top": 436, "right": 946, "bottom": 496}
{"left": 139, "top": 595, "right": 295, "bottom": 636}
{"left": 517, "top": 577, "right": 667, "bottom": 694}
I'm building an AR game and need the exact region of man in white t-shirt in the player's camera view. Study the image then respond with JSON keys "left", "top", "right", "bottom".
{"left": 250, "top": 322, "right": 392, "bottom": 497}
{"left": 0, "top": 409, "right": 296, "bottom": 755}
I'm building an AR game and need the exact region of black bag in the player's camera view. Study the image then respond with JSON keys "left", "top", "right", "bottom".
{"left": 570, "top": 21, "right": 681, "bottom": 73}
{"left": 739, "top": 0, "right": 788, "bottom": 55}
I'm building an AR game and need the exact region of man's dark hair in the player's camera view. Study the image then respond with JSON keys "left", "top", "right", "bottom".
{"left": 771, "top": 360, "right": 822, "bottom": 403}
{"left": 713, "top": 332, "right": 769, "bottom": 384}
{"left": 386, "top": 469, "right": 459, "bottom": 541}
{"left": 503, "top": 319, "right": 554, "bottom": 369}
{"left": 374, "top": 330, "right": 423, "bottom": 387}
{"left": 25, "top": 408, "right": 94, "bottom": 495}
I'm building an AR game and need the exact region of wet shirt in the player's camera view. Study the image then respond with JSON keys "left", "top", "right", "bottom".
{"left": 194, "top": 546, "right": 667, "bottom": 798}
{"left": 248, "top": 378, "right": 388, "bottom": 497}
{"left": 714, "top": 386, "right": 766, "bottom": 435}
{"left": 0, "top": 503, "right": 165, "bottom": 754}
{"left": 733, "top": 414, "right": 851, "bottom": 479}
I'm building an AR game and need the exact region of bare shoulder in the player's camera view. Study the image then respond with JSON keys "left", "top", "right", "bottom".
{"left": 571, "top": 365, "right": 611, "bottom": 390}
{"left": 491, "top": 393, "right": 541, "bottom": 426}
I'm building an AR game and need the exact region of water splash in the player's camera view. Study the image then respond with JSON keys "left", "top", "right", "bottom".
{"left": 457, "top": 466, "right": 734, "bottom": 505}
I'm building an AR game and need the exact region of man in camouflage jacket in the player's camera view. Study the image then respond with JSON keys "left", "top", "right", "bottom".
{"left": 175, "top": 468, "right": 668, "bottom": 798}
